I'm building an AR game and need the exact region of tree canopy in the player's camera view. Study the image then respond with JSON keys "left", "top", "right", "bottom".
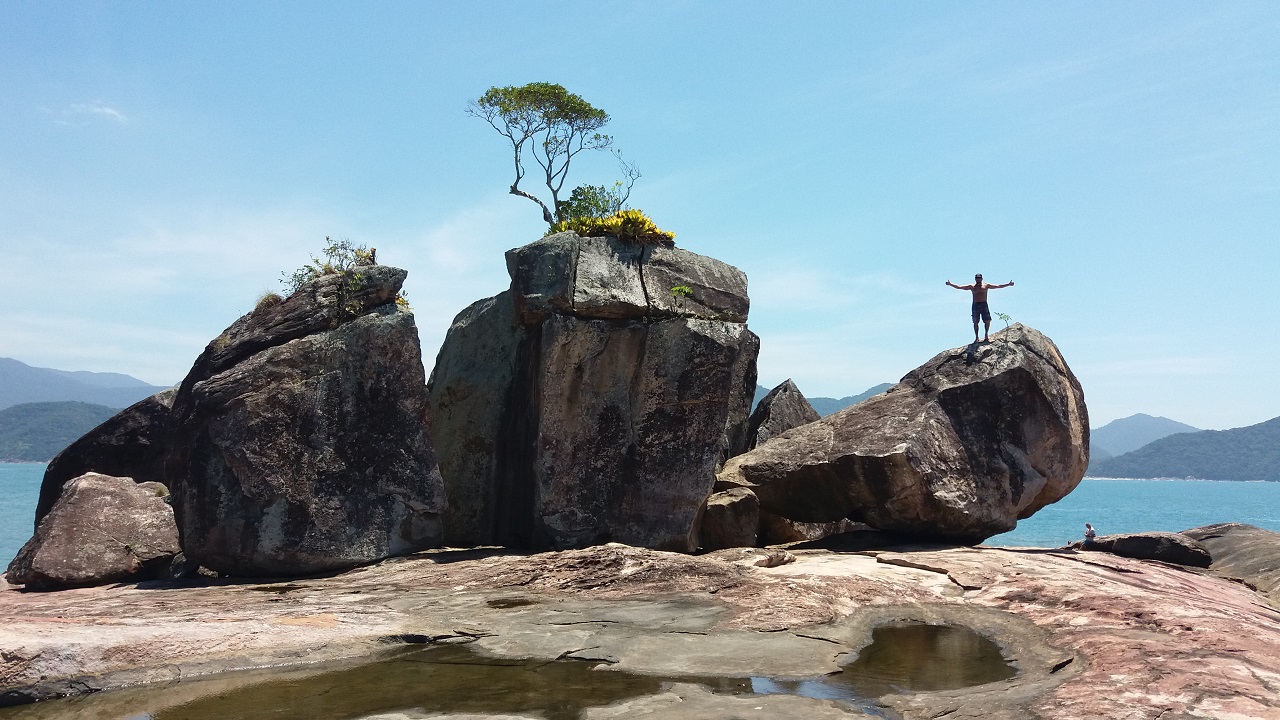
{"left": 468, "top": 83, "right": 633, "bottom": 226}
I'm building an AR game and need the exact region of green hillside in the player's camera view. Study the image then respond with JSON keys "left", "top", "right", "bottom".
{"left": 0, "top": 401, "right": 117, "bottom": 462}
{"left": 1090, "top": 416, "right": 1280, "bottom": 481}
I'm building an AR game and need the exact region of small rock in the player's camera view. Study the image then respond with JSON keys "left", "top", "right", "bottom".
{"left": 6, "top": 473, "right": 180, "bottom": 590}
{"left": 699, "top": 488, "right": 760, "bottom": 550}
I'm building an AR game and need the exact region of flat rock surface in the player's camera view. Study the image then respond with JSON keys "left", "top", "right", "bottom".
{"left": 2, "top": 543, "right": 1279, "bottom": 719}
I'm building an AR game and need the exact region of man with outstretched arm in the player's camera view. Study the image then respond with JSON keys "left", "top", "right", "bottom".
{"left": 946, "top": 273, "right": 1014, "bottom": 343}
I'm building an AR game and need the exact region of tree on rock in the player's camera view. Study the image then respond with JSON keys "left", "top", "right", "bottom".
{"left": 468, "top": 83, "right": 634, "bottom": 227}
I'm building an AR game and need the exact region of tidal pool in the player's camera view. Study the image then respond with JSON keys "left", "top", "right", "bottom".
{"left": 0, "top": 623, "right": 1016, "bottom": 719}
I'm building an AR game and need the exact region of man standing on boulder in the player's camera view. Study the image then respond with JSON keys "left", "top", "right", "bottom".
{"left": 946, "top": 274, "right": 1014, "bottom": 343}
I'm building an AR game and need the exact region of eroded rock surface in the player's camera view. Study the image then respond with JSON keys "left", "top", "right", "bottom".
{"left": 166, "top": 265, "right": 445, "bottom": 577}
{"left": 429, "top": 233, "right": 757, "bottom": 552}
{"left": 6, "top": 473, "right": 178, "bottom": 590}
{"left": 2, "top": 543, "right": 1279, "bottom": 719}
{"left": 35, "top": 389, "right": 176, "bottom": 528}
{"left": 719, "top": 325, "right": 1089, "bottom": 543}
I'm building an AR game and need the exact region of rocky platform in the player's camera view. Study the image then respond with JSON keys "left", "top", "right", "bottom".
{"left": 2, "top": 542, "right": 1279, "bottom": 719}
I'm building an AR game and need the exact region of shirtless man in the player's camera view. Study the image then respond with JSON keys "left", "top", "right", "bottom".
{"left": 946, "top": 273, "right": 1014, "bottom": 343}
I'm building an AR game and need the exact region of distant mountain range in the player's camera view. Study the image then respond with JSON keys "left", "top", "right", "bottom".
{"left": 0, "top": 357, "right": 170, "bottom": 411}
{"left": 1090, "top": 416, "right": 1280, "bottom": 481}
{"left": 1090, "top": 413, "right": 1200, "bottom": 457}
{"left": 753, "top": 382, "right": 893, "bottom": 417}
{"left": 0, "top": 401, "right": 119, "bottom": 462}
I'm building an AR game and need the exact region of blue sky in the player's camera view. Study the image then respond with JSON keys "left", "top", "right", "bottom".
{"left": 1, "top": 2, "right": 1276, "bottom": 430}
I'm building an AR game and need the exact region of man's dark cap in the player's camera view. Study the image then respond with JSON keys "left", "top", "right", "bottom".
{"left": 975, "top": 273, "right": 983, "bottom": 279}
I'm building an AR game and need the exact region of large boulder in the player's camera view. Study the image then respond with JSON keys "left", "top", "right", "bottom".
{"left": 34, "top": 388, "right": 176, "bottom": 529}
{"left": 718, "top": 324, "right": 1088, "bottom": 543}
{"left": 1183, "top": 523, "right": 1280, "bottom": 605}
{"left": 166, "top": 265, "right": 446, "bottom": 576}
{"left": 429, "top": 233, "right": 758, "bottom": 552}
{"left": 1081, "top": 531, "right": 1212, "bottom": 568}
{"left": 6, "top": 473, "right": 179, "bottom": 590}
{"left": 743, "top": 379, "right": 820, "bottom": 453}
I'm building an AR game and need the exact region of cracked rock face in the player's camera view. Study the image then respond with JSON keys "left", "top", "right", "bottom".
{"left": 429, "top": 233, "right": 758, "bottom": 552}
{"left": 166, "top": 265, "right": 446, "bottom": 577}
{"left": 719, "top": 324, "right": 1089, "bottom": 543}
{"left": 6, "top": 473, "right": 178, "bottom": 590}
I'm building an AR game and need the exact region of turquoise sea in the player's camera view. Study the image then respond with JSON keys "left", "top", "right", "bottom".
{"left": 2, "top": 464, "right": 1279, "bottom": 567}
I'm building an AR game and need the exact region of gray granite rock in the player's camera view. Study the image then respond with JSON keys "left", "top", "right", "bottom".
{"left": 167, "top": 266, "right": 445, "bottom": 576}
{"left": 6, "top": 473, "right": 179, "bottom": 589}
{"left": 430, "top": 233, "right": 757, "bottom": 552}
{"left": 719, "top": 324, "right": 1089, "bottom": 544}
{"left": 744, "top": 379, "right": 820, "bottom": 452}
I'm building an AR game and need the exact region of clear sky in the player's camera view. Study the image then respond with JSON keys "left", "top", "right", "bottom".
{"left": 1, "top": 3, "right": 1276, "bottom": 430}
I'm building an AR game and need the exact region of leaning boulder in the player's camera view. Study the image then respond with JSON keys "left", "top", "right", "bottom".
{"left": 718, "top": 325, "right": 1088, "bottom": 543}
{"left": 166, "top": 265, "right": 446, "bottom": 577}
{"left": 34, "top": 388, "right": 176, "bottom": 529}
{"left": 743, "top": 379, "right": 820, "bottom": 453}
{"left": 6, "top": 473, "right": 179, "bottom": 590}
{"left": 429, "top": 233, "right": 758, "bottom": 552}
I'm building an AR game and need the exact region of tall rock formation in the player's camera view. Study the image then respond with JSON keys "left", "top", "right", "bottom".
{"left": 166, "top": 265, "right": 446, "bottom": 576}
{"left": 719, "top": 325, "right": 1088, "bottom": 543}
{"left": 34, "top": 389, "right": 176, "bottom": 529}
{"left": 429, "top": 232, "right": 758, "bottom": 552}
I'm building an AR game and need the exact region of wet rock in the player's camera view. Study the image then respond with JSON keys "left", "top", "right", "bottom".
{"left": 166, "top": 265, "right": 446, "bottom": 577}
{"left": 743, "top": 379, "right": 820, "bottom": 452}
{"left": 429, "top": 233, "right": 757, "bottom": 552}
{"left": 34, "top": 389, "right": 176, "bottom": 529}
{"left": 1183, "top": 523, "right": 1280, "bottom": 605}
{"left": 1078, "top": 531, "right": 1211, "bottom": 568}
{"left": 718, "top": 324, "right": 1088, "bottom": 543}
{"left": 698, "top": 488, "right": 759, "bottom": 550}
{"left": 6, "top": 473, "right": 179, "bottom": 590}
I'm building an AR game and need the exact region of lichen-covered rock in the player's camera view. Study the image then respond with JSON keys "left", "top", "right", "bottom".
{"left": 34, "top": 389, "right": 176, "bottom": 529}
{"left": 743, "top": 379, "right": 820, "bottom": 453}
{"left": 429, "top": 233, "right": 757, "bottom": 552}
{"left": 699, "top": 488, "right": 760, "bottom": 550}
{"left": 1080, "top": 531, "right": 1211, "bottom": 568}
{"left": 166, "top": 265, "right": 446, "bottom": 576}
{"left": 718, "top": 324, "right": 1088, "bottom": 543}
{"left": 6, "top": 473, "right": 178, "bottom": 590}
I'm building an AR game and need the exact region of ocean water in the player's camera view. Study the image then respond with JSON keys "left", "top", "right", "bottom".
{"left": 2, "top": 465, "right": 1279, "bottom": 568}
{"left": 1, "top": 463, "right": 43, "bottom": 567}
{"left": 986, "top": 478, "right": 1280, "bottom": 547}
